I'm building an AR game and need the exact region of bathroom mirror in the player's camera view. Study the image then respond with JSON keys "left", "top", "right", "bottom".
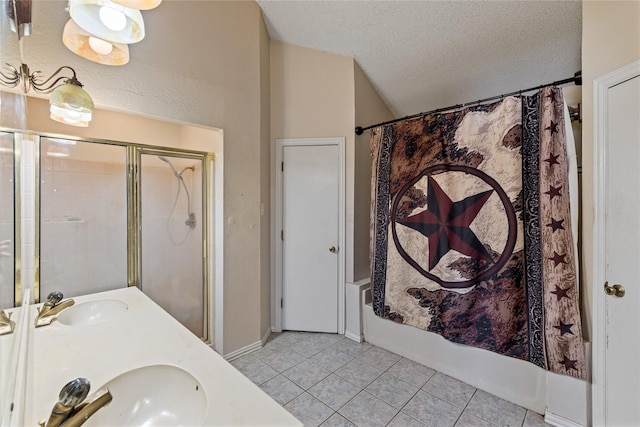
{"left": 0, "top": 1, "right": 223, "bottom": 421}
{"left": 0, "top": 127, "right": 21, "bottom": 425}
{"left": 0, "top": 132, "right": 15, "bottom": 310}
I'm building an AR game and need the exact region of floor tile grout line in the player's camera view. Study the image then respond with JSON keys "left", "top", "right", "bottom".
{"left": 286, "top": 333, "right": 432, "bottom": 426}
{"left": 335, "top": 348, "right": 426, "bottom": 426}
{"left": 451, "top": 388, "right": 479, "bottom": 427}
{"left": 255, "top": 333, "right": 539, "bottom": 427}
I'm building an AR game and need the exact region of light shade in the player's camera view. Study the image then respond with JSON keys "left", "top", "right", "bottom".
{"left": 68, "top": 0, "right": 145, "bottom": 44}
{"left": 63, "top": 19, "right": 129, "bottom": 66}
{"left": 49, "top": 82, "right": 94, "bottom": 127}
{"left": 110, "top": 0, "right": 162, "bottom": 10}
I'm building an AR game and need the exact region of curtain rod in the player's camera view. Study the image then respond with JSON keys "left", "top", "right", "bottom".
{"left": 355, "top": 71, "right": 582, "bottom": 135}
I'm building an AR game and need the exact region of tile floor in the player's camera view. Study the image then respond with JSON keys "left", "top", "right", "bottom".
{"left": 230, "top": 331, "right": 551, "bottom": 427}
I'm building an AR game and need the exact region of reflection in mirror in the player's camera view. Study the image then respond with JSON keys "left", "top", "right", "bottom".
{"left": 40, "top": 138, "right": 127, "bottom": 299}
{"left": 0, "top": 132, "right": 14, "bottom": 310}
{"left": 0, "top": 289, "right": 32, "bottom": 427}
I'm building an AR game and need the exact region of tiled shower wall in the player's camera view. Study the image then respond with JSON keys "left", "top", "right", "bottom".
{"left": 40, "top": 156, "right": 128, "bottom": 298}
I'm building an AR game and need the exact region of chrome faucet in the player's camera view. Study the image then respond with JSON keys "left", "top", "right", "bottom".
{"left": 0, "top": 309, "right": 14, "bottom": 335}
{"left": 36, "top": 291, "right": 75, "bottom": 328}
{"left": 41, "top": 378, "right": 112, "bottom": 427}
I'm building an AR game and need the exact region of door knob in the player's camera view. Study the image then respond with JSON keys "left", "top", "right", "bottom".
{"left": 329, "top": 246, "right": 337, "bottom": 253}
{"left": 604, "top": 281, "right": 626, "bottom": 298}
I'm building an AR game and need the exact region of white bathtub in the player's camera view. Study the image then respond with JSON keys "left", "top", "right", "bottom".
{"left": 362, "top": 291, "right": 591, "bottom": 426}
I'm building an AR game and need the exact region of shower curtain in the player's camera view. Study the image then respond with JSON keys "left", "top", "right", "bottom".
{"left": 370, "top": 87, "right": 585, "bottom": 378}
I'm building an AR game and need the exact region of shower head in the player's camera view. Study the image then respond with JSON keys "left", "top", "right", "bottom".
{"left": 158, "top": 155, "right": 196, "bottom": 233}
{"left": 178, "top": 165, "right": 195, "bottom": 176}
{"left": 158, "top": 155, "right": 180, "bottom": 178}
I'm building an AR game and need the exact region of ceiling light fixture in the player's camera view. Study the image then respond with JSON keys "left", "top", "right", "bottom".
{"left": 1, "top": 0, "right": 95, "bottom": 127}
{"left": 0, "top": 63, "right": 94, "bottom": 128}
{"left": 110, "top": 0, "right": 162, "bottom": 10}
{"left": 62, "top": 0, "right": 159, "bottom": 65}
{"left": 62, "top": 19, "right": 130, "bottom": 66}
{"left": 68, "top": 0, "right": 145, "bottom": 45}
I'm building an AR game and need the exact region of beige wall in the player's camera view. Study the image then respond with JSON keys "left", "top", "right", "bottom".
{"left": 270, "top": 41, "right": 358, "bottom": 281}
{"left": 353, "top": 63, "right": 395, "bottom": 281}
{"left": 4, "top": 94, "right": 222, "bottom": 152}
{"left": 259, "top": 15, "right": 272, "bottom": 341}
{"left": 581, "top": 0, "right": 640, "bottom": 343}
{"left": 1, "top": 1, "right": 269, "bottom": 355}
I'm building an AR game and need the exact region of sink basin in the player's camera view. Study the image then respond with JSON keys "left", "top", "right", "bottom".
{"left": 57, "top": 299, "right": 128, "bottom": 326}
{"left": 85, "top": 364, "right": 207, "bottom": 426}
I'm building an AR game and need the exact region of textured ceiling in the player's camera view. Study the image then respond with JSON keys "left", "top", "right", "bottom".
{"left": 256, "top": 0, "right": 582, "bottom": 118}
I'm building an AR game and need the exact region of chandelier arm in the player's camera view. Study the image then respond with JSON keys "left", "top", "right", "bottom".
{"left": 29, "top": 65, "right": 79, "bottom": 93}
{"left": 0, "top": 72, "right": 20, "bottom": 87}
{"left": 0, "top": 64, "right": 20, "bottom": 87}
{"left": 30, "top": 75, "right": 72, "bottom": 94}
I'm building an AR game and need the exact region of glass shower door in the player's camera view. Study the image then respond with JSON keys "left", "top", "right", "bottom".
{"left": 140, "top": 153, "right": 205, "bottom": 339}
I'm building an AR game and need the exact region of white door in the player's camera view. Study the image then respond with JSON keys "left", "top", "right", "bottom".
{"left": 282, "top": 144, "right": 339, "bottom": 332}
{"left": 594, "top": 62, "right": 640, "bottom": 426}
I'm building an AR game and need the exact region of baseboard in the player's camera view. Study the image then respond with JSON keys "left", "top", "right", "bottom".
{"left": 545, "top": 411, "right": 585, "bottom": 427}
{"left": 223, "top": 340, "right": 262, "bottom": 362}
{"left": 345, "top": 329, "right": 364, "bottom": 343}
{"left": 261, "top": 327, "right": 272, "bottom": 346}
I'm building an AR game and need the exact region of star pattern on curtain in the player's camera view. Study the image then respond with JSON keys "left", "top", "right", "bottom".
{"left": 397, "top": 175, "right": 494, "bottom": 271}
{"left": 546, "top": 218, "right": 565, "bottom": 232}
{"left": 554, "top": 320, "right": 575, "bottom": 336}
{"left": 551, "top": 285, "right": 571, "bottom": 301}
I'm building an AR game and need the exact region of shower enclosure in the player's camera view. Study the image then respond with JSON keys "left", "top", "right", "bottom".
{"left": 139, "top": 152, "right": 205, "bottom": 338}
{"left": 10, "top": 132, "right": 211, "bottom": 340}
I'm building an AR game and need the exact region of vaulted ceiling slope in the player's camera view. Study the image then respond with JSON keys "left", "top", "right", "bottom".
{"left": 256, "top": 0, "right": 582, "bottom": 118}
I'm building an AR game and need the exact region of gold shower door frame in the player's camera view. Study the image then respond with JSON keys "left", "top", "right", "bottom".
{"left": 131, "top": 147, "right": 211, "bottom": 342}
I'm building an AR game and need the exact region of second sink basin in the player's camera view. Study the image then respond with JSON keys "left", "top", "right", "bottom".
{"left": 57, "top": 299, "right": 128, "bottom": 326}
{"left": 85, "top": 364, "right": 208, "bottom": 426}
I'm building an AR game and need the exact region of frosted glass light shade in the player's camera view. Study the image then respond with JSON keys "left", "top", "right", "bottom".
{"left": 49, "top": 83, "right": 94, "bottom": 127}
{"left": 69, "top": 0, "right": 145, "bottom": 44}
{"left": 110, "top": 0, "right": 162, "bottom": 10}
{"left": 63, "top": 19, "right": 129, "bottom": 66}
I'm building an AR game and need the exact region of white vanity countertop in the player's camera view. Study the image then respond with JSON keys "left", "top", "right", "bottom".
{"left": 24, "top": 287, "right": 302, "bottom": 426}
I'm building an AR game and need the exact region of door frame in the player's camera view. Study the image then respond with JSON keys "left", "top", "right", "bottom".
{"left": 272, "top": 138, "right": 346, "bottom": 334}
{"left": 592, "top": 59, "right": 640, "bottom": 426}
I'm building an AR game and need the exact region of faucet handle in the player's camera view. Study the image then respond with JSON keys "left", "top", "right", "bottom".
{"left": 43, "top": 378, "right": 91, "bottom": 427}
{"left": 46, "top": 291, "right": 64, "bottom": 307}
{"left": 41, "top": 379, "right": 112, "bottom": 427}
{"left": 0, "top": 310, "right": 14, "bottom": 335}
{"left": 58, "top": 378, "right": 90, "bottom": 407}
